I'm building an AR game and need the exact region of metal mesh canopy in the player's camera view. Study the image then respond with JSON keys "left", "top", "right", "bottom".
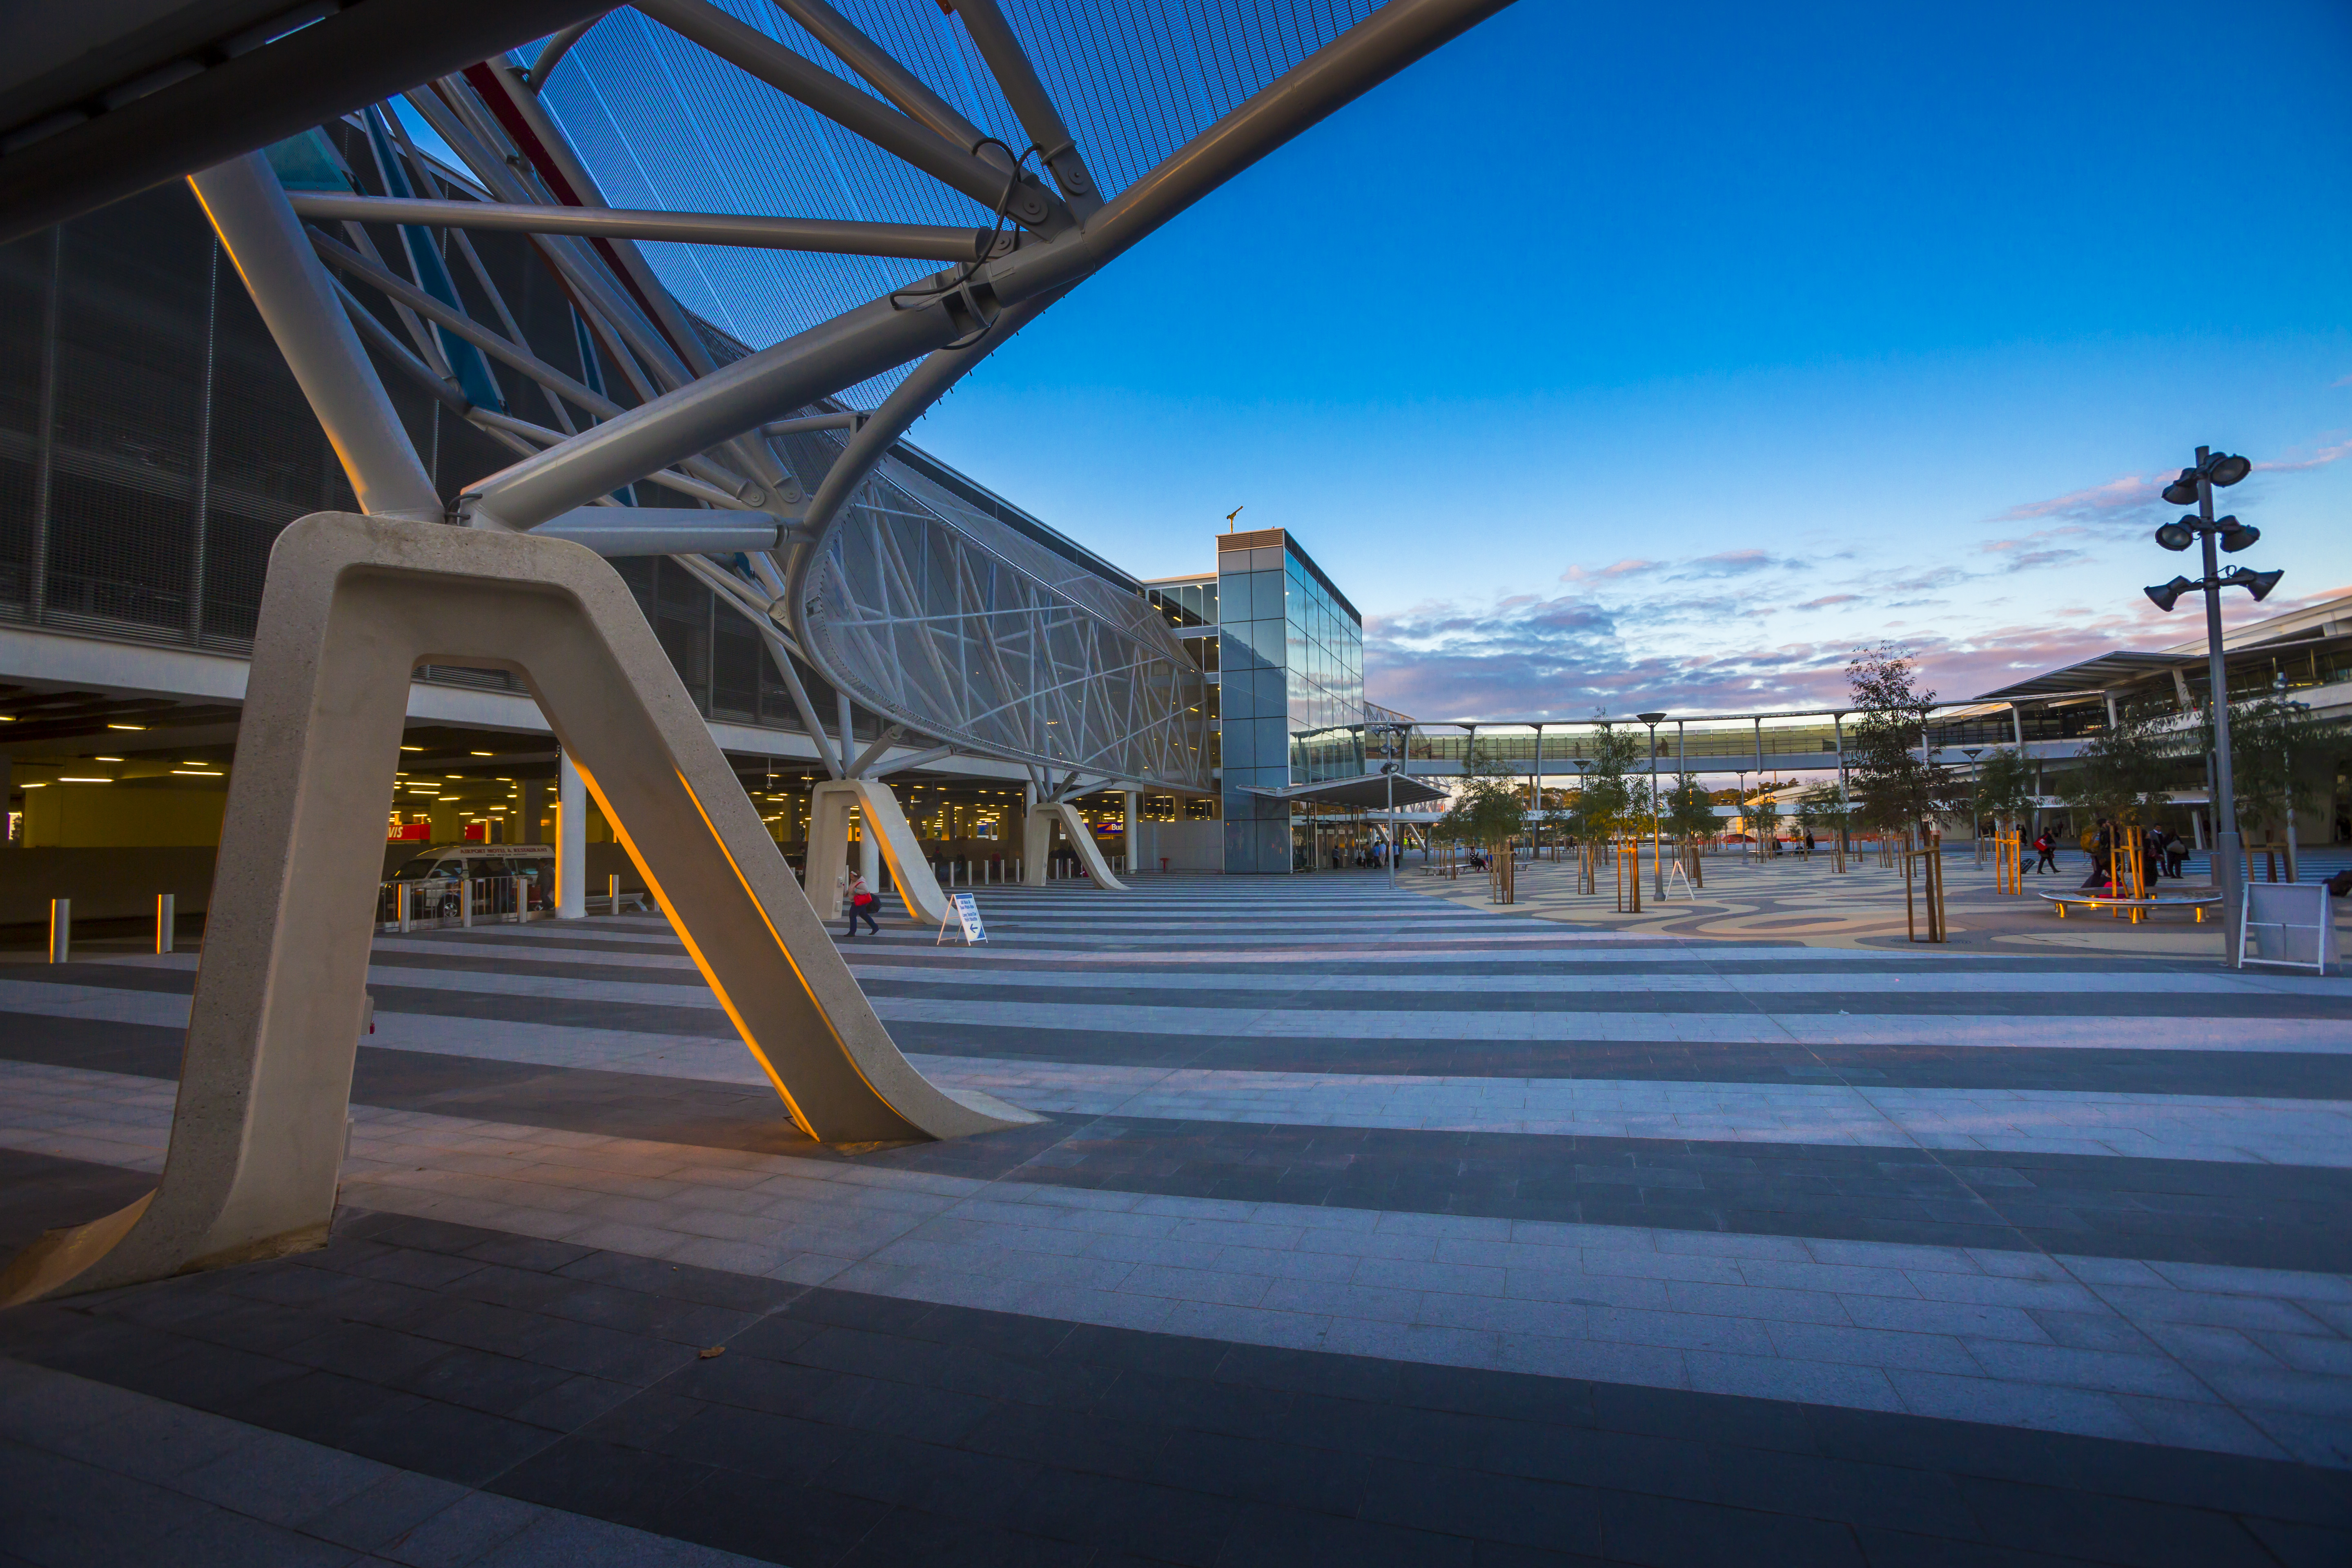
{"left": 151, "top": 0, "right": 1505, "bottom": 793}
{"left": 541, "top": 0, "right": 1381, "bottom": 401}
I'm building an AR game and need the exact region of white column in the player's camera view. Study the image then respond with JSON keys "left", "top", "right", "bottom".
{"left": 1122, "top": 789, "right": 1138, "bottom": 873}
{"left": 858, "top": 807, "right": 880, "bottom": 883}
{"left": 556, "top": 749, "right": 586, "bottom": 919}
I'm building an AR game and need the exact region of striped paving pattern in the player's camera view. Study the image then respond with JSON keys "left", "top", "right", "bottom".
{"left": 4, "top": 873, "right": 2350, "bottom": 1563}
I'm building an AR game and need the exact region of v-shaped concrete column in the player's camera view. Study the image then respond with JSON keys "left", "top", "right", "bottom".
{"left": 0, "top": 514, "right": 1035, "bottom": 1307}
{"left": 1022, "top": 801, "right": 1129, "bottom": 890}
{"left": 806, "top": 778, "right": 948, "bottom": 927}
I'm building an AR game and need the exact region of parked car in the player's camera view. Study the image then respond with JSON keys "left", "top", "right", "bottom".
{"left": 387, "top": 844, "right": 554, "bottom": 918}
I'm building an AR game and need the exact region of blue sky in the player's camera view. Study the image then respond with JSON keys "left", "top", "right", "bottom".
{"left": 872, "top": 0, "right": 2352, "bottom": 719}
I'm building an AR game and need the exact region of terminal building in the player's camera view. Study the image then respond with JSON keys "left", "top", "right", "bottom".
{"left": 0, "top": 153, "right": 1435, "bottom": 930}
{"left": 0, "top": 125, "right": 2343, "bottom": 933}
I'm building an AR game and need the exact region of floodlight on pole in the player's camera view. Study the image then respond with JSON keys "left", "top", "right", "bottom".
{"left": 2140, "top": 445, "right": 2277, "bottom": 964}
{"left": 2154, "top": 520, "right": 2196, "bottom": 552}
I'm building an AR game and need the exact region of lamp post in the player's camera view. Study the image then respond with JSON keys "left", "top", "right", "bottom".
{"left": 2144, "top": 446, "right": 2275, "bottom": 963}
{"left": 1637, "top": 711, "right": 1666, "bottom": 898}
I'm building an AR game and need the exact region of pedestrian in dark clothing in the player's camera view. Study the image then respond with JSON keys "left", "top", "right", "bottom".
{"left": 2164, "top": 833, "right": 2189, "bottom": 879}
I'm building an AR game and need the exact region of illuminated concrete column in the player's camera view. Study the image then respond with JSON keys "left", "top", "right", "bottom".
{"left": 556, "top": 750, "right": 586, "bottom": 918}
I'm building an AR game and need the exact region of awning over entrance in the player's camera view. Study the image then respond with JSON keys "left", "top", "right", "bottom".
{"left": 1242, "top": 773, "right": 1450, "bottom": 810}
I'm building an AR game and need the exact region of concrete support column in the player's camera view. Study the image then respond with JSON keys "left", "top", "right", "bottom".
{"left": 556, "top": 750, "right": 586, "bottom": 919}
{"left": 1122, "top": 789, "right": 1138, "bottom": 873}
{"left": 1022, "top": 781, "right": 1046, "bottom": 885}
{"left": 858, "top": 808, "right": 880, "bottom": 884}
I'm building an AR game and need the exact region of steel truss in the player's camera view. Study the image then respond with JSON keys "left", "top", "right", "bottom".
{"left": 190, "top": 0, "right": 1513, "bottom": 791}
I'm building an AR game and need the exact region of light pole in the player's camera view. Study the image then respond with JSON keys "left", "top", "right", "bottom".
{"left": 1637, "top": 711, "right": 1666, "bottom": 898}
{"left": 2144, "top": 446, "right": 2277, "bottom": 963}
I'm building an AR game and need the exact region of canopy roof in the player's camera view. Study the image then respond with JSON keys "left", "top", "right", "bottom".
{"left": 1972, "top": 652, "right": 2185, "bottom": 704}
{"left": 1243, "top": 772, "right": 1450, "bottom": 810}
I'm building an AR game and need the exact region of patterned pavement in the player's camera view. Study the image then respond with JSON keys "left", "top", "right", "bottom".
{"left": 2, "top": 873, "right": 2348, "bottom": 1565}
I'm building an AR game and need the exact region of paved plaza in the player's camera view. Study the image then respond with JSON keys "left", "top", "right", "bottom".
{"left": 2, "top": 875, "right": 2349, "bottom": 1564}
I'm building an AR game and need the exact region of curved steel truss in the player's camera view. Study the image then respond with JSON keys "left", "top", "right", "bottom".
{"left": 171, "top": 0, "right": 1513, "bottom": 789}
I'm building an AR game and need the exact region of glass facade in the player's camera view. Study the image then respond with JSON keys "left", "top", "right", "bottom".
{"left": 1213, "top": 533, "right": 1367, "bottom": 873}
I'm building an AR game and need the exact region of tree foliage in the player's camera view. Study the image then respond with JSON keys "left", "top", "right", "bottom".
{"left": 1572, "top": 716, "right": 1646, "bottom": 841}
{"left": 1798, "top": 784, "right": 1854, "bottom": 838}
{"left": 1970, "top": 746, "right": 2036, "bottom": 830}
{"left": 2187, "top": 696, "right": 2348, "bottom": 837}
{"left": 1745, "top": 789, "right": 1782, "bottom": 846}
{"left": 1434, "top": 750, "right": 1527, "bottom": 851}
{"left": 2056, "top": 713, "right": 2176, "bottom": 829}
{"left": 1844, "top": 644, "right": 1966, "bottom": 835}
{"left": 1662, "top": 771, "right": 1717, "bottom": 842}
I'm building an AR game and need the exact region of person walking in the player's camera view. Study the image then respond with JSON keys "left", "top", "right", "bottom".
{"left": 842, "top": 871, "right": 880, "bottom": 938}
{"left": 2033, "top": 830, "right": 2058, "bottom": 876}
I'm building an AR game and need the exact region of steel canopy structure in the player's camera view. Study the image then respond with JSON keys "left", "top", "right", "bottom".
{"left": 158, "top": 0, "right": 1511, "bottom": 799}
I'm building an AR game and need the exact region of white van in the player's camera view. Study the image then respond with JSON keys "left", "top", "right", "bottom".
{"left": 388, "top": 843, "right": 555, "bottom": 918}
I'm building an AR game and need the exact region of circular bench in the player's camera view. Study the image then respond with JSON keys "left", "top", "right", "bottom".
{"left": 2038, "top": 891, "right": 2223, "bottom": 925}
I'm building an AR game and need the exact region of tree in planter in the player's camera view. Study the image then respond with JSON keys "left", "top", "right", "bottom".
{"left": 1845, "top": 644, "right": 1968, "bottom": 844}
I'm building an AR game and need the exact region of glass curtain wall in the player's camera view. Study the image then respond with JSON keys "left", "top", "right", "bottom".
{"left": 1216, "top": 532, "right": 1366, "bottom": 872}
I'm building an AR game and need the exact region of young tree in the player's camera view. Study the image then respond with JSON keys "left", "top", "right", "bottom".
{"left": 1844, "top": 644, "right": 1967, "bottom": 841}
{"left": 1574, "top": 716, "right": 1646, "bottom": 842}
{"left": 2185, "top": 695, "right": 2347, "bottom": 843}
{"left": 1745, "top": 788, "right": 1782, "bottom": 852}
{"left": 1971, "top": 745, "right": 2037, "bottom": 833}
{"left": 1436, "top": 752, "right": 1528, "bottom": 859}
{"left": 1799, "top": 783, "right": 1854, "bottom": 838}
{"left": 2056, "top": 712, "right": 2177, "bottom": 830}
{"left": 1662, "top": 771, "right": 1718, "bottom": 843}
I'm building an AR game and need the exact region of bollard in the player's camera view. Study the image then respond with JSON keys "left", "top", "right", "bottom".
{"left": 156, "top": 893, "right": 175, "bottom": 954}
{"left": 459, "top": 877, "right": 473, "bottom": 929}
{"left": 48, "top": 898, "right": 69, "bottom": 963}
{"left": 397, "top": 882, "right": 412, "bottom": 933}
{"left": 608, "top": 872, "right": 620, "bottom": 914}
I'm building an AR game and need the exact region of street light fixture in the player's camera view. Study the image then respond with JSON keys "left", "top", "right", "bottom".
{"left": 2140, "top": 445, "right": 2276, "bottom": 962}
{"left": 1637, "top": 711, "right": 1666, "bottom": 897}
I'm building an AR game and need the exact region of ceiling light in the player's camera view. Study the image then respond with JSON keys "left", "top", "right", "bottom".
{"left": 107, "top": 723, "right": 145, "bottom": 731}
{"left": 58, "top": 776, "right": 111, "bottom": 783}
{"left": 93, "top": 756, "right": 122, "bottom": 762}
{"left": 400, "top": 745, "right": 423, "bottom": 752}
{"left": 471, "top": 751, "right": 492, "bottom": 757}
{"left": 172, "top": 769, "right": 222, "bottom": 777}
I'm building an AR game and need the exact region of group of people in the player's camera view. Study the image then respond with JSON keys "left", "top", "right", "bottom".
{"left": 2058, "top": 820, "right": 2192, "bottom": 891}
{"left": 1327, "top": 842, "right": 1389, "bottom": 870}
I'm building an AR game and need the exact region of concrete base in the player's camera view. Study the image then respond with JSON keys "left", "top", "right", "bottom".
{"left": 0, "top": 514, "right": 1038, "bottom": 1309}
{"left": 806, "top": 778, "right": 948, "bottom": 927}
